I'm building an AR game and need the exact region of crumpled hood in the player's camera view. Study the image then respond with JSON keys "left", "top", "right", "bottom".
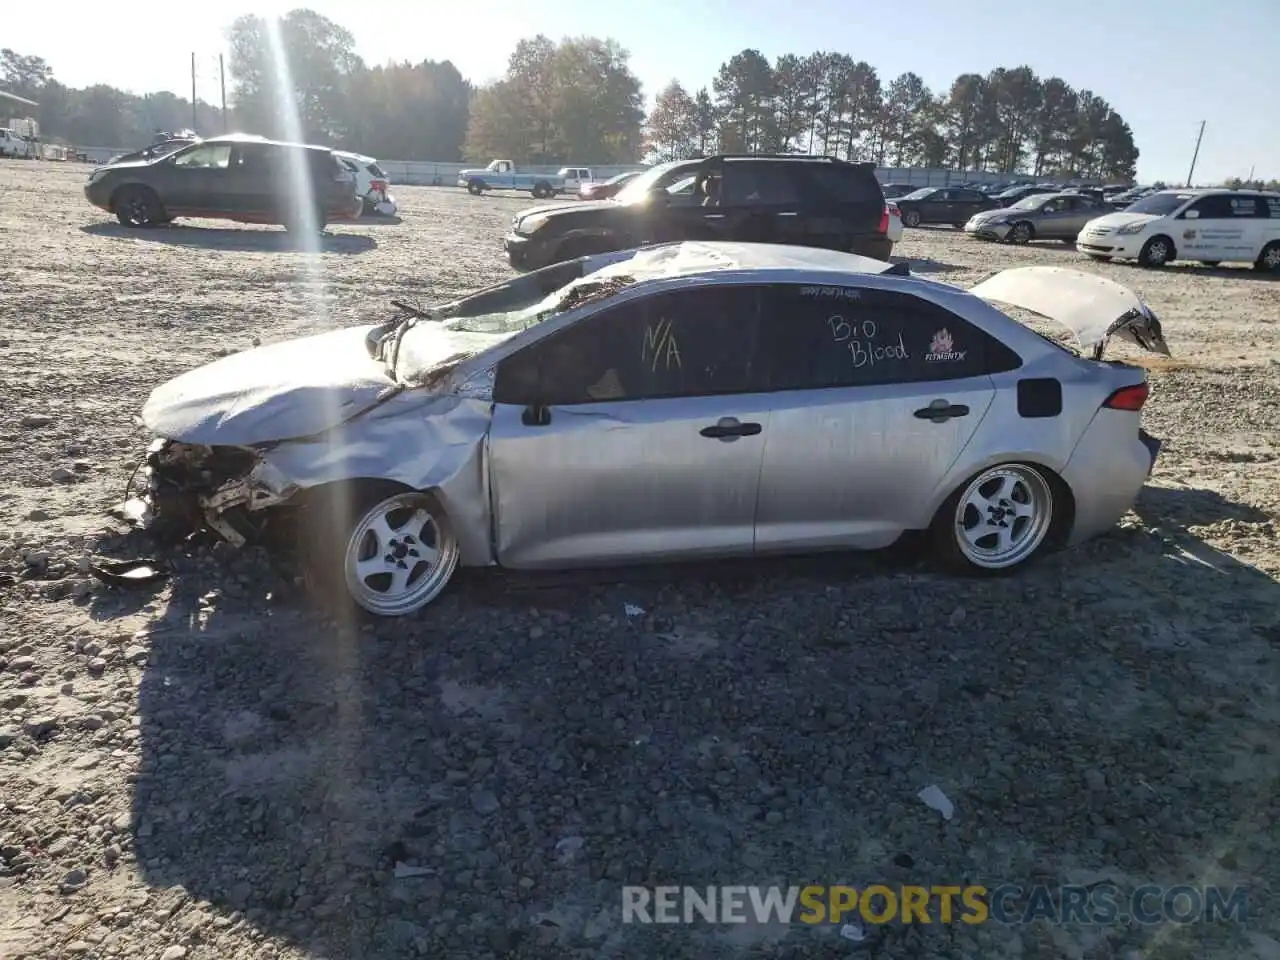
{"left": 142, "top": 324, "right": 398, "bottom": 446}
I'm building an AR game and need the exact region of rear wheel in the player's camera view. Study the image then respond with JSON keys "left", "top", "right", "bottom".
{"left": 932, "top": 463, "right": 1057, "bottom": 574}
{"left": 901, "top": 209, "right": 921, "bottom": 228}
{"left": 1138, "top": 235, "right": 1175, "bottom": 267}
{"left": 1199, "top": 260, "right": 1221, "bottom": 267}
{"left": 466, "top": 180, "right": 484, "bottom": 195}
{"left": 532, "top": 181, "right": 553, "bottom": 199}
{"left": 113, "top": 185, "right": 164, "bottom": 227}
{"left": 1255, "top": 241, "right": 1280, "bottom": 273}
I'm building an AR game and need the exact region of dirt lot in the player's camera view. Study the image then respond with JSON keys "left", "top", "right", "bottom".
{"left": 1, "top": 160, "right": 1279, "bottom": 960}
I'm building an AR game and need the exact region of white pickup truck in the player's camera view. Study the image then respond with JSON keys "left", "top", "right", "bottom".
{"left": 457, "top": 160, "right": 593, "bottom": 199}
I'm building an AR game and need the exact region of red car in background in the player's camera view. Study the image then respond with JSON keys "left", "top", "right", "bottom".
{"left": 579, "top": 170, "right": 642, "bottom": 201}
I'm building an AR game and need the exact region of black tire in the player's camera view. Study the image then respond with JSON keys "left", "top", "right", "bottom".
{"left": 1007, "top": 221, "right": 1034, "bottom": 244}
{"left": 113, "top": 185, "right": 164, "bottom": 227}
{"left": 1254, "top": 241, "right": 1280, "bottom": 273}
{"left": 901, "top": 209, "right": 921, "bottom": 228}
{"left": 1086, "top": 254, "right": 1112, "bottom": 262}
{"left": 532, "top": 181, "right": 552, "bottom": 199}
{"left": 300, "top": 481, "right": 460, "bottom": 620}
{"left": 1138, "top": 235, "right": 1175, "bottom": 268}
{"left": 1199, "top": 260, "right": 1221, "bottom": 267}
{"left": 466, "top": 179, "right": 484, "bottom": 195}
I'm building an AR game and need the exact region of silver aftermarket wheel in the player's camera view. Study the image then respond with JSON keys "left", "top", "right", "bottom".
{"left": 949, "top": 464, "right": 1054, "bottom": 571}
{"left": 341, "top": 491, "right": 460, "bottom": 617}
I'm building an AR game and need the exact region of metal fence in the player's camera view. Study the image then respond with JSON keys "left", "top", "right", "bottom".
{"left": 67, "top": 145, "right": 1095, "bottom": 189}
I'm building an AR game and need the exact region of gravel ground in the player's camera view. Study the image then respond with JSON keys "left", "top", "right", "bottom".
{"left": 2, "top": 160, "right": 1279, "bottom": 960}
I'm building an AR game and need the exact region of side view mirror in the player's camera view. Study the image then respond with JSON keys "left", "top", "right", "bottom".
{"left": 522, "top": 401, "right": 551, "bottom": 427}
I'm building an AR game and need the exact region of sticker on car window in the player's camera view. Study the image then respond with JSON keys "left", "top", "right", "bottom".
{"left": 801, "top": 286, "right": 862, "bottom": 301}
{"left": 924, "top": 328, "right": 967, "bottom": 362}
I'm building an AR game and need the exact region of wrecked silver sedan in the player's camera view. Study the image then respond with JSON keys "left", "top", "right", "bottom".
{"left": 128, "top": 242, "right": 1170, "bottom": 617}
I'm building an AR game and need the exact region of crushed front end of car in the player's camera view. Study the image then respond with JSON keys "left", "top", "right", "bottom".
{"left": 123, "top": 439, "right": 300, "bottom": 546}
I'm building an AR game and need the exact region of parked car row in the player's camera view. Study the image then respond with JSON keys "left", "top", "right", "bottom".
{"left": 957, "top": 186, "right": 1280, "bottom": 272}
{"left": 82, "top": 133, "right": 400, "bottom": 230}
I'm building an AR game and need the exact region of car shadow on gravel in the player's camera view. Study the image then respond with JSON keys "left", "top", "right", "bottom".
{"left": 80, "top": 223, "right": 377, "bottom": 254}
{"left": 118, "top": 486, "right": 1277, "bottom": 960}
{"left": 891, "top": 256, "right": 964, "bottom": 274}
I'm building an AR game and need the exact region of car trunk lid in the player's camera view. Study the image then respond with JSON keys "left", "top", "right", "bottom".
{"left": 969, "top": 266, "right": 1171, "bottom": 360}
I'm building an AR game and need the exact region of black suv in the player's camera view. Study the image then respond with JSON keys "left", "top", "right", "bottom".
{"left": 504, "top": 154, "right": 892, "bottom": 272}
{"left": 84, "top": 134, "right": 363, "bottom": 231}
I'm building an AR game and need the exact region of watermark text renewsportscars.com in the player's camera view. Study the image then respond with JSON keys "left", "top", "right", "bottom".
{"left": 621, "top": 884, "right": 1251, "bottom": 926}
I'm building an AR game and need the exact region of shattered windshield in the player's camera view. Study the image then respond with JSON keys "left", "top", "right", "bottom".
{"left": 393, "top": 274, "right": 638, "bottom": 382}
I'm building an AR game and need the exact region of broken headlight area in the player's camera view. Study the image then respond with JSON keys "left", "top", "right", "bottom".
{"left": 122, "top": 440, "right": 298, "bottom": 547}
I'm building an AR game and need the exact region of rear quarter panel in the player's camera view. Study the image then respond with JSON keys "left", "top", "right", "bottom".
{"left": 902, "top": 289, "right": 1144, "bottom": 527}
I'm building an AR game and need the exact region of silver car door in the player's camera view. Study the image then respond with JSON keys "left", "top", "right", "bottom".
{"left": 752, "top": 283, "right": 1002, "bottom": 552}
{"left": 487, "top": 284, "right": 770, "bottom": 568}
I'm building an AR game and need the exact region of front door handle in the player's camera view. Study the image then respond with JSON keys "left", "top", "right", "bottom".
{"left": 776, "top": 211, "right": 799, "bottom": 217}
{"left": 700, "top": 417, "right": 763, "bottom": 441}
{"left": 913, "top": 400, "right": 970, "bottom": 423}
{"left": 703, "top": 213, "right": 726, "bottom": 221}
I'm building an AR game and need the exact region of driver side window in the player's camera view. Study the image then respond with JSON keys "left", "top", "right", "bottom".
{"left": 493, "top": 287, "right": 761, "bottom": 406}
{"left": 173, "top": 144, "right": 232, "bottom": 169}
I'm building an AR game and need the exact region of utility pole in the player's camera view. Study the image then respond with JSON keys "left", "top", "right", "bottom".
{"left": 190, "top": 52, "right": 198, "bottom": 133}
{"left": 219, "top": 55, "right": 227, "bottom": 133}
{"left": 1185, "top": 120, "right": 1205, "bottom": 188}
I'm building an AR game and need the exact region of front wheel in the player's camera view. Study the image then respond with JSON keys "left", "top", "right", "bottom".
{"left": 1138, "top": 235, "right": 1175, "bottom": 267}
{"left": 467, "top": 180, "right": 484, "bottom": 195}
{"left": 114, "top": 185, "right": 164, "bottom": 227}
{"left": 1255, "top": 241, "right": 1280, "bottom": 273}
{"left": 305, "top": 484, "right": 461, "bottom": 618}
{"left": 1008, "top": 221, "right": 1033, "bottom": 244}
{"left": 933, "top": 463, "right": 1057, "bottom": 574}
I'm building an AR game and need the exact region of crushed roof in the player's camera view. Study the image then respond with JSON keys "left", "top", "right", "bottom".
{"left": 585, "top": 241, "right": 899, "bottom": 284}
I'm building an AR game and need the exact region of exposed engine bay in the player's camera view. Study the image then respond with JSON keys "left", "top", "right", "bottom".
{"left": 123, "top": 439, "right": 297, "bottom": 546}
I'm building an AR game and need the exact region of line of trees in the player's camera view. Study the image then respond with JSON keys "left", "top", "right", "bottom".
{"left": 647, "top": 53, "right": 1141, "bottom": 180}
{"left": 3, "top": 11, "right": 1147, "bottom": 179}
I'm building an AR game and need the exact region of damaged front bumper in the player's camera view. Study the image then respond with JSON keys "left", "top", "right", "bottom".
{"left": 123, "top": 439, "right": 300, "bottom": 546}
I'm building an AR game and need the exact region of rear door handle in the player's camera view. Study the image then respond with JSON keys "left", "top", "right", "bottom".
{"left": 703, "top": 213, "right": 726, "bottom": 221}
{"left": 913, "top": 400, "right": 970, "bottom": 423}
{"left": 776, "top": 211, "right": 799, "bottom": 217}
{"left": 700, "top": 418, "right": 763, "bottom": 440}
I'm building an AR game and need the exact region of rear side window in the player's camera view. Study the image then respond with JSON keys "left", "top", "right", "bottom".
{"left": 1267, "top": 197, "right": 1280, "bottom": 219}
{"left": 368, "top": 162, "right": 386, "bottom": 178}
{"left": 755, "top": 284, "right": 1020, "bottom": 391}
{"left": 723, "top": 163, "right": 801, "bottom": 205}
{"left": 806, "top": 165, "right": 885, "bottom": 204}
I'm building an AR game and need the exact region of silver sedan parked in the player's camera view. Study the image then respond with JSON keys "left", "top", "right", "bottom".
{"left": 127, "top": 242, "right": 1171, "bottom": 617}
{"left": 965, "top": 191, "right": 1109, "bottom": 244}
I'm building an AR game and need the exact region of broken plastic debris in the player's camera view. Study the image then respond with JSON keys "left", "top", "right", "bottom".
{"left": 840, "top": 921, "right": 866, "bottom": 942}
{"left": 393, "top": 862, "right": 433, "bottom": 879}
{"left": 89, "top": 557, "right": 169, "bottom": 588}
{"left": 917, "top": 784, "right": 955, "bottom": 820}
{"left": 554, "top": 836, "right": 585, "bottom": 863}
{"left": 624, "top": 603, "right": 645, "bottom": 617}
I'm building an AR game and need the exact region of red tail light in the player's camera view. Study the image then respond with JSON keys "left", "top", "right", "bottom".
{"left": 1102, "top": 383, "right": 1149, "bottom": 411}
{"left": 879, "top": 205, "right": 890, "bottom": 234}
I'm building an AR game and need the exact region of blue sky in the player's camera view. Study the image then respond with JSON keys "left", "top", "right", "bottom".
{"left": 5, "top": 0, "right": 1276, "bottom": 183}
